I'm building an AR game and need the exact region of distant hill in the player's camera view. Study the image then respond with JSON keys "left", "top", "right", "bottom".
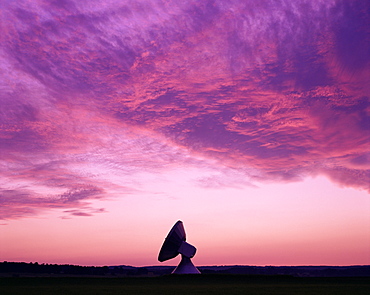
{"left": 1, "top": 261, "right": 369, "bottom": 277}
{"left": 197, "top": 265, "right": 370, "bottom": 277}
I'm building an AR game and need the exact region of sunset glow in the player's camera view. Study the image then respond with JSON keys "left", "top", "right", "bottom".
{"left": 1, "top": 0, "right": 369, "bottom": 267}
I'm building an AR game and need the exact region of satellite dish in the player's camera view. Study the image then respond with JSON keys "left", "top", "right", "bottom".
{"left": 158, "top": 220, "right": 200, "bottom": 274}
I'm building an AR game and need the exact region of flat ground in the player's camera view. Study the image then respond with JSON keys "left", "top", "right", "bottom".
{"left": 1, "top": 275, "right": 369, "bottom": 295}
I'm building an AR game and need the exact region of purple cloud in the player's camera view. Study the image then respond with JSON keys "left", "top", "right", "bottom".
{"left": 0, "top": 186, "right": 104, "bottom": 220}
{"left": 62, "top": 207, "right": 106, "bottom": 218}
{"left": 1, "top": 0, "right": 368, "bottom": 219}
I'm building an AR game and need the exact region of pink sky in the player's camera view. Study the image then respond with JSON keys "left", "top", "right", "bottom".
{"left": 0, "top": 0, "right": 369, "bottom": 266}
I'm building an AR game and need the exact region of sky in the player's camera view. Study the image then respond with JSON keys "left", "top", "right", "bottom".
{"left": 0, "top": 0, "right": 369, "bottom": 267}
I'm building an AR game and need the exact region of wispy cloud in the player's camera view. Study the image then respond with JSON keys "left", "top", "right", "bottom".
{"left": 62, "top": 207, "right": 106, "bottom": 218}
{"left": 1, "top": 0, "right": 368, "bottom": 219}
{"left": 0, "top": 185, "right": 104, "bottom": 220}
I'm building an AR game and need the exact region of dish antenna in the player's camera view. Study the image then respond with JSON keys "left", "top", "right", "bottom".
{"left": 158, "top": 220, "right": 200, "bottom": 274}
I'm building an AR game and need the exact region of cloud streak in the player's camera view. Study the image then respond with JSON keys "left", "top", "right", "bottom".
{"left": 1, "top": 0, "right": 369, "bottom": 219}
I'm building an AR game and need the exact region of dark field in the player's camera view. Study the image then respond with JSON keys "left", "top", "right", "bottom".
{"left": 1, "top": 275, "right": 369, "bottom": 295}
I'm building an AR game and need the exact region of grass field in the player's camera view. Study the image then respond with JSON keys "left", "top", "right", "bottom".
{"left": 1, "top": 275, "right": 369, "bottom": 295}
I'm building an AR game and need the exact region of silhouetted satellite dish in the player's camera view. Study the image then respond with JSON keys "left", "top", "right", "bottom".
{"left": 158, "top": 220, "right": 200, "bottom": 274}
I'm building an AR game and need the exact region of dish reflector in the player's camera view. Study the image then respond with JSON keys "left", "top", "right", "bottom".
{"left": 158, "top": 220, "right": 200, "bottom": 274}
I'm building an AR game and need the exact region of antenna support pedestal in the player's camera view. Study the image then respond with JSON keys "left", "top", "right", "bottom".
{"left": 172, "top": 255, "right": 201, "bottom": 274}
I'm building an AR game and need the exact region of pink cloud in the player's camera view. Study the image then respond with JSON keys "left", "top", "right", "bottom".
{"left": 0, "top": 0, "right": 368, "bottom": 220}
